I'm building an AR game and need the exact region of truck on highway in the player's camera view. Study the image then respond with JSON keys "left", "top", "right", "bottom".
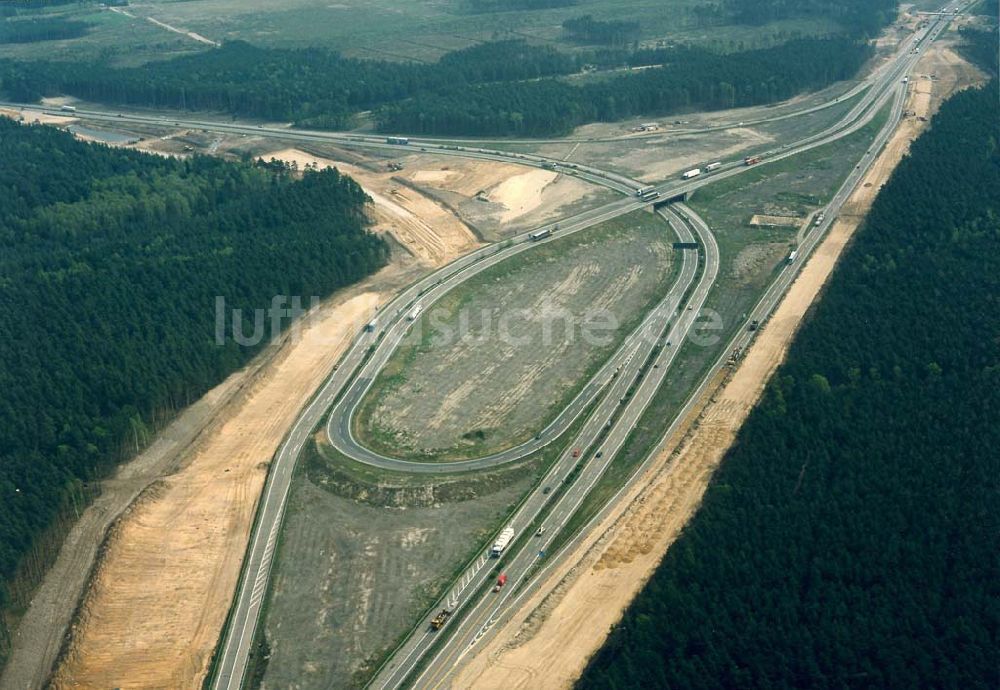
{"left": 635, "top": 186, "right": 657, "bottom": 199}
{"left": 493, "top": 573, "right": 508, "bottom": 592}
{"left": 407, "top": 304, "right": 422, "bottom": 321}
{"left": 430, "top": 608, "right": 452, "bottom": 630}
{"left": 682, "top": 168, "right": 702, "bottom": 180}
{"left": 529, "top": 228, "right": 552, "bottom": 241}
{"left": 60, "top": 105, "right": 77, "bottom": 113}
{"left": 744, "top": 155, "right": 762, "bottom": 166}
{"left": 386, "top": 136, "right": 409, "bottom": 145}
{"left": 365, "top": 320, "right": 377, "bottom": 332}
{"left": 491, "top": 526, "right": 515, "bottom": 557}
{"left": 705, "top": 162, "right": 722, "bottom": 172}
{"left": 787, "top": 250, "right": 798, "bottom": 264}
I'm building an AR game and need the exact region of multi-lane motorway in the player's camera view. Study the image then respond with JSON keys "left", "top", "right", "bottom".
{"left": 1, "top": 4, "right": 952, "bottom": 688}
{"left": 374, "top": 201, "right": 719, "bottom": 690}
{"left": 358, "top": 9, "right": 957, "bottom": 689}
{"left": 211, "top": 8, "right": 948, "bottom": 686}
{"left": 324, "top": 4, "right": 934, "bottom": 475}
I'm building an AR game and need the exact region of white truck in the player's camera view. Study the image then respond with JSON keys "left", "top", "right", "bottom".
{"left": 705, "top": 162, "right": 722, "bottom": 172}
{"left": 60, "top": 105, "right": 77, "bottom": 113}
{"left": 682, "top": 168, "right": 702, "bottom": 180}
{"left": 407, "top": 304, "right": 422, "bottom": 321}
{"left": 491, "top": 526, "right": 515, "bottom": 557}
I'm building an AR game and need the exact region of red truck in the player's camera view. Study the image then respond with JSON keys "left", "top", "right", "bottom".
{"left": 494, "top": 573, "right": 508, "bottom": 592}
{"left": 744, "top": 155, "right": 762, "bottom": 166}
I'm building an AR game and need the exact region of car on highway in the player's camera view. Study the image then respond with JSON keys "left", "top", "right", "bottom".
{"left": 595, "top": 450, "right": 603, "bottom": 458}
{"left": 542, "top": 486, "right": 552, "bottom": 494}
{"left": 536, "top": 527, "right": 546, "bottom": 537}
{"left": 571, "top": 448, "right": 581, "bottom": 458}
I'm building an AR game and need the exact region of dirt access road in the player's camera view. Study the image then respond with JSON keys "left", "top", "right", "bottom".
{"left": 1, "top": 151, "right": 476, "bottom": 688}
{"left": 48, "top": 289, "right": 382, "bottom": 689}
{"left": 45, "top": 152, "right": 482, "bottom": 687}
{"left": 265, "top": 148, "right": 480, "bottom": 265}
{"left": 451, "top": 40, "right": 985, "bottom": 690}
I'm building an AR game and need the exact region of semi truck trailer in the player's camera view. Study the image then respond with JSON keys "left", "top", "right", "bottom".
{"left": 491, "top": 526, "right": 515, "bottom": 557}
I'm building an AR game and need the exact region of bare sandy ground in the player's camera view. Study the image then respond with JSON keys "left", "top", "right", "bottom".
{"left": 266, "top": 148, "right": 480, "bottom": 265}
{"left": 0, "top": 107, "right": 77, "bottom": 126}
{"left": 29, "top": 142, "right": 479, "bottom": 688}
{"left": 750, "top": 213, "right": 803, "bottom": 227}
{"left": 488, "top": 169, "right": 559, "bottom": 223}
{"left": 49, "top": 290, "right": 382, "bottom": 689}
{"left": 451, "top": 40, "right": 984, "bottom": 690}
{"left": 0, "top": 353, "right": 270, "bottom": 690}
{"left": 396, "top": 155, "right": 602, "bottom": 236}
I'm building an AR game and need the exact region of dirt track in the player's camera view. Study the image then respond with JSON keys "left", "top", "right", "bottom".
{"left": 41, "top": 146, "right": 488, "bottom": 687}
{"left": 266, "top": 148, "right": 480, "bottom": 265}
{"left": 450, "top": 40, "right": 985, "bottom": 690}
{"left": 48, "top": 289, "right": 383, "bottom": 689}
{"left": 4, "top": 149, "right": 471, "bottom": 688}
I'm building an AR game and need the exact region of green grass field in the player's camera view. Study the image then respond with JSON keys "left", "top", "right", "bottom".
{"left": 0, "top": 0, "right": 849, "bottom": 65}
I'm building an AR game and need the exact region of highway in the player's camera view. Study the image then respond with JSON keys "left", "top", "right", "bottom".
{"left": 194, "top": 3, "right": 962, "bottom": 687}
{"left": 323, "top": 10, "right": 927, "bottom": 474}
{"left": 359, "top": 7, "right": 957, "bottom": 689}
{"left": 392, "top": 77, "right": 911, "bottom": 690}
{"left": 372, "top": 202, "right": 717, "bottom": 690}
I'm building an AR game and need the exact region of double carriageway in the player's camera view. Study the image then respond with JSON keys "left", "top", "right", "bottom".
{"left": 4, "top": 6, "right": 951, "bottom": 687}
{"left": 197, "top": 7, "right": 952, "bottom": 685}
{"left": 358, "top": 11, "right": 953, "bottom": 689}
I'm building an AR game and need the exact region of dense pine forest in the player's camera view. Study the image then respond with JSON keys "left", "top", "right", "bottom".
{"left": 0, "top": 17, "right": 90, "bottom": 44}
{"left": 378, "top": 37, "right": 871, "bottom": 136}
{"left": 578, "top": 80, "right": 1000, "bottom": 689}
{"left": 0, "top": 0, "right": 896, "bottom": 136}
{"left": 562, "top": 15, "right": 641, "bottom": 46}
{"left": 724, "top": 0, "right": 897, "bottom": 36}
{"left": 0, "top": 40, "right": 578, "bottom": 130}
{"left": 0, "top": 120, "right": 387, "bottom": 663}
{"left": 0, "top": 35, "right": 872, "bottom": 136}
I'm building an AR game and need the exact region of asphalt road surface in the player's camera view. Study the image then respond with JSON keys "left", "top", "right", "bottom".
{"left": 150, "top": 3, "right": 956, "bottom": 686}
{"left": 362, "top": 9, "right": 956, "bottom": 689}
